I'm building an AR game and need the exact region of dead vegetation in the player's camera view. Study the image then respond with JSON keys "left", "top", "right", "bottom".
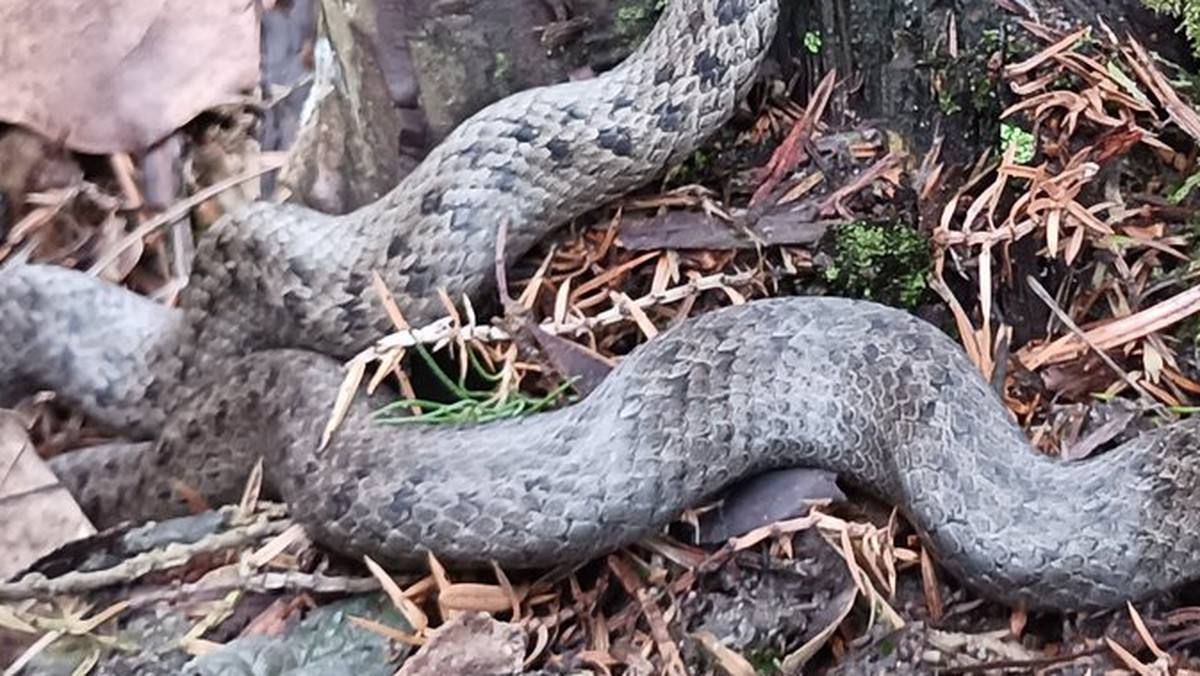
{"left": 2, "top": 8, "right": 1200, "bottom": 676}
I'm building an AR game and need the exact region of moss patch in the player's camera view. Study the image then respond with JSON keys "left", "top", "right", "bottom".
{"left": 1143, "top": 0, "right": 1200, "bottom": 59}
{"left": 823, "top": 221, "right": 930, "bottom": 309}
{"left": 614, "top": 0, "right": 664, "bottom": 47}
{"left": 491, "top": 51, "right": 512, "bottom": 93}
{"left": 744, "top": 647, "right": 784, "bottom": 674}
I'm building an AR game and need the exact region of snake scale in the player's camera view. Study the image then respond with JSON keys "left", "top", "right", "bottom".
{"left": 1, "top": 0, "right": 1198, "bottom": 611}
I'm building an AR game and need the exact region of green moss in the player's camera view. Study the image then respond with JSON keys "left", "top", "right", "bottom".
{"left": 823, "top": 221, "right": 931, "bottom": 309}
{"left": 1168, "top": 168, "right": 1200, "bottom": 204}
{"left": 665, "top": 147, "right": 713, "bottom": 185}
{"left": 1144, "top": 0, "right": 1200, "bottom": 58}
{"left": 971, "top": 72, "right": 999, "bottom": 110}
{"left": 980, "top": 28, "right": 1002, "bottom": 50}
{"left": 616, "top": 5, "right": 646, "bottom": 24}
{"left": 938, "top": 89, "right": 962, "bottom": 115}
{"left": 492, "top": 51, "right": 512, "bottom": 93}
{"left": 744, "top": 647, "right": 784, "bottom": 674}
{"left": 1000, "top": 123, "right": 1036, "bottom": 164}
{"left": 802, "top": 30, "right": 823, "bottom": 54}
{"left": 615, "top": 1, "right": 661, "bottom": 38}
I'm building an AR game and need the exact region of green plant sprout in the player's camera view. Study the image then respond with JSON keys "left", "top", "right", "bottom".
{"left": 803, "top": 30, "right": 822, "bottom": 54}
{"left": 999, "top": 123, "right": 1035, "bottom": 164}
{"left": 375, "top": 341, "right": 577, "bottom": 425}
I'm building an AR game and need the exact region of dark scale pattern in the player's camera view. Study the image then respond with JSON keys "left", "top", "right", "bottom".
{"left": 2, "top": 0, "right": 1198, "bottom": 611}
{"left": 693, "top": 50, "right": 726, "bottom": 87}
{"left": 596, "top": 127, "right": 635, "bottom": 156}
{"left": 717, "top": 0, "right": 751, "bottom": 24}
{"left": 269, "top": 298, "right": 1195, "bottom": 611}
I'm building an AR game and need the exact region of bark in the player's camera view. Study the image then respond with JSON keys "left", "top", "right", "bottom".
{"left": 776, "top": 0, "right": 1189, "bottom": 162}
{"left": 279, "top": 0, "right": 1190, "bottom": 213}
{"left": 280, "top": 0, "right": 643, "bottom": 213}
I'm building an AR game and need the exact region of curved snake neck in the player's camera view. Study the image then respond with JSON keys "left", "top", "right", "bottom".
{"left": 2, "top": 0, "right": 1199, "bottom": 611}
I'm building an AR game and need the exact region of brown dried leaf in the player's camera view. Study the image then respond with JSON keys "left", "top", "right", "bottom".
{"left": 0, "top": 413, "right": 96, "bottom": 580}
{"left": 1004, "top": 27, "right": 1089, "bottom": 77}
{"left": 439, "top": 583, "right": 515, "bottom": 614}
{"left": 321, "top": 355, "right": 366, "bottom": 449}
{"left": 396, "top": 613, "right": 524, "bottom": 676}
{"left": 780, "top": 585, "right": 857, "bottom": 671}
{"left": 0, "top": 0, "right": 258, "bottom": 153}
{"left": 363, "top": 555, "right": 428, "bottom": 633}
{"left": 1020, "top": 284, "right": 1200, "bottom": 369}
{"left": 527, "top": 323, "right": 614, "bottom": 396}
{"left": 239, "top": 598, "right": 305, "bottom": 639}
{"left": 347, "top": 615, "right": 425, "bottom": 647}
{"left": 920, "top": 547, "right": 944, "bottom": 621}
{"left": 247, "top": 523, "right": 308, "bottom": 568}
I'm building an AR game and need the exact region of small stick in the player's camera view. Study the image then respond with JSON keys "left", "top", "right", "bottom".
{"left": 494, "top": 217, "right": 512, "bottom": 305}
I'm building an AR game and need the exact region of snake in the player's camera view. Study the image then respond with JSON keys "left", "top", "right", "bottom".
{"left": 1, "top": 0, "right": 1198, "bottom": 612}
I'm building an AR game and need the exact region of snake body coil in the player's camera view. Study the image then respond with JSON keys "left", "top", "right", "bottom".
{"left": 2, "top": 0, "right": 1198, "bottom": 610}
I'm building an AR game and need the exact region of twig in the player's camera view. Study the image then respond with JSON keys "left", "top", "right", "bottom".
{"left": 87, "top": 153, "right": 287, "bottom": 276}
{"left": 937, "top": 647, "right": 1106, "bottom": 675}
{"left": 495, "top": 217, "right": 512, "bottom": 304}
{"left": 0, "top": 513, "right": 290, "bottom": 601}
{"left": 126, "top": 570, "right": 381, "bottom": 609}
{"left": 363, "top": 270, "right": 755, "bottom": 358}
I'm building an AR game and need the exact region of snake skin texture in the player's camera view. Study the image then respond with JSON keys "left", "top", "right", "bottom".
{"left": 3, "top": 0, "right": 775, "bottom": 436}
{"left": 2, "top": 0, "right": 1198, "bottom": 610}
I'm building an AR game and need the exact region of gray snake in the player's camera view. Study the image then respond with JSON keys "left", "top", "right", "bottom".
{"left": 1, "top": 0, "right": 1198, "bottom": 611}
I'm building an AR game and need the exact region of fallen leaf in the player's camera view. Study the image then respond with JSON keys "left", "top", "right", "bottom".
{"left": 526, "top": 321, "right": 614, "bottom": 396}
{"left": 697, "top": 468, "right": 845, "bottom": 544}
{"left": 0, "top": 412, "right": 96, "bottom": 580}
{"left": 0, "top": 0, "right": 258, "bottom": 153}
{"left": 396, "top": 612, "right": 524, "bottom": 676}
